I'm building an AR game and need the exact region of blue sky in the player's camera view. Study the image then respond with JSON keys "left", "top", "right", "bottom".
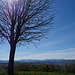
{"left": 0, "top": 0, "right": 75, "bottom": 60}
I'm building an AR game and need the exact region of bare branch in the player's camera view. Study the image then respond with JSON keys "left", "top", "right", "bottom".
{"left": 0, "top": 0, "right": 55, "bottom": 46}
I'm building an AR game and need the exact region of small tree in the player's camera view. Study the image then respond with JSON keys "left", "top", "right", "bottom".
{"left": 0, "top": 0, "right": 55, "bottom": 75}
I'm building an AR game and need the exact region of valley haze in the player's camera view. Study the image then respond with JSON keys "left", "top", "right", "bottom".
{"left": 0, "top": 59, "right": 75, "bottom": 65}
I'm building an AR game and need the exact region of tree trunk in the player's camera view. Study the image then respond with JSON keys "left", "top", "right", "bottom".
{"left": 7, "top": 44, "right": 16, "bottom": 75}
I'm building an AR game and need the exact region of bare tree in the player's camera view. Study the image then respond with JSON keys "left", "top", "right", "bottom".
{"left": 0, "top": 0, "right": 55, "bottom": 75}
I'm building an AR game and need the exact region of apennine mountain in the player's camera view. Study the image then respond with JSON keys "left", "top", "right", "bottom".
{"left": 0, "top": 59, "right": 75, "bottom": 65}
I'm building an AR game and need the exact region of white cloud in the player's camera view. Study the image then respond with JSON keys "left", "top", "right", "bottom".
{"left": 15, "top": 48, "right": 75, "bottom": 60}
{"left": 15, "top": 52, "right": 30, "bottom": 55}
{"left": 40, "top": 40, "right": 61, "bottom": 48}
{"left": 60, "top": 23, "right": 75, "bottom": 31}
{"left": 15, "top": 52, "right": 30, "bottom": 60}
{"left": 51, "top": 48, "right": 75, "bottom": 53}
{"left": 44, "top": 41, "right": 60, "bottom": 46}
{"left": 1, "top": 48, "right": 75, "bottom": 60}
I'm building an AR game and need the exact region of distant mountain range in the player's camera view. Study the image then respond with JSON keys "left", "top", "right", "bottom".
{"left": 0, "top": 60, "right": 8, "bottom": 63}
{"left": 0, "top": 59, "right": 75, "bottom": 65}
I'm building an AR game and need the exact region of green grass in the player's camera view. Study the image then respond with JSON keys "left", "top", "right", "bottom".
{"left": 0, "top": 70, "right": 8, "bottom": 75}
{"left": 0, "top": 71, "right": 75, "bottom": 75}
{"left": 15, "top": 71, "right": 75, "bottom": 75}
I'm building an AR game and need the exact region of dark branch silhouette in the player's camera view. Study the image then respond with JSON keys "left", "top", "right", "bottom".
{"left": 0, "top": 0, "right": 55, "bottom": 75}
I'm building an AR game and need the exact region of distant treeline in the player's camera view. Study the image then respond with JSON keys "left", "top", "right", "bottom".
{"left": 0, "top": 63, "right": 75, "bottom": 74}
{"left": 14, "top": 63, "right": 75, "bottom": 73}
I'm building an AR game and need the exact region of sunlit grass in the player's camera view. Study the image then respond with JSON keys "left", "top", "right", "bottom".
{"left": 14, "top": 71, "right": 75, "bottom": 75}
{"left": 0, "top": 71, "right": 75, "bottom": 75}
